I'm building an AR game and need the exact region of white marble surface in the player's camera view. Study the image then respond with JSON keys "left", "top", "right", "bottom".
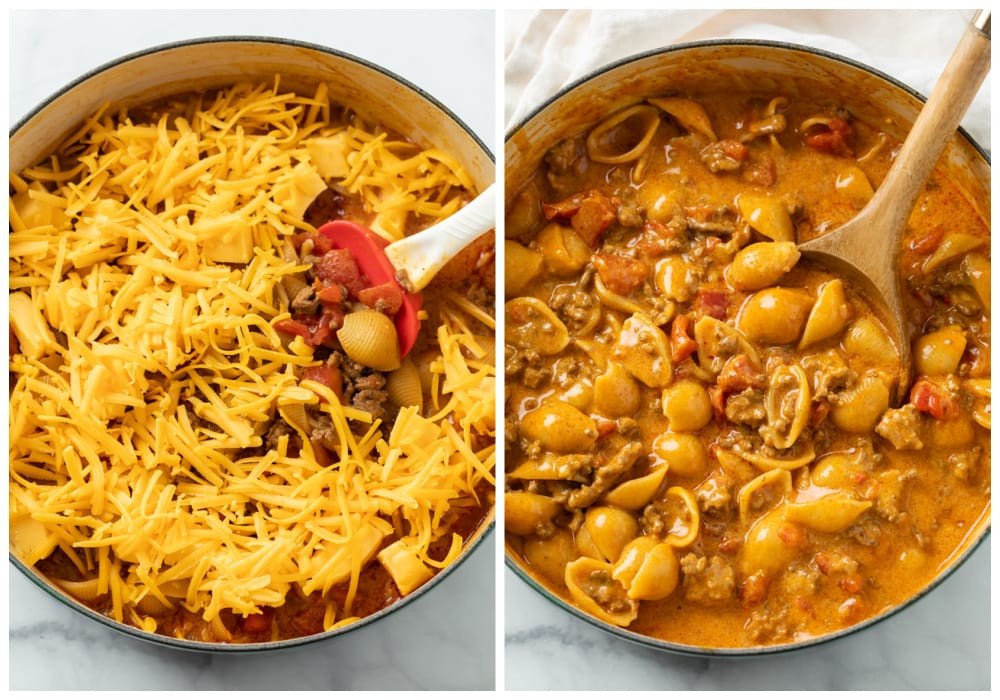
{"left": 504, "top": 9, "right": 991, "bottom": 691}
{"left": 8, "top": 9, "right": 496, "bottom": 691}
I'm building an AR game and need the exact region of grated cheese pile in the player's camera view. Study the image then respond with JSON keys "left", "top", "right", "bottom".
{"left": 9, "top": 78, "right": 494, "bottom": 640}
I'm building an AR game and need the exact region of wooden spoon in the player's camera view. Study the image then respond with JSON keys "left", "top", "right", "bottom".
{"left": 797, "top": 9, "right": 990, "bottom": 401}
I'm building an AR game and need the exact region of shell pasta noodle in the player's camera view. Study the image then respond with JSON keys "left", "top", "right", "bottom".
{"left": 9, "top": 78, "right": 496, "bottom": 643}
{"left": 504, "top": 90, "right": 989, "bottom": 648}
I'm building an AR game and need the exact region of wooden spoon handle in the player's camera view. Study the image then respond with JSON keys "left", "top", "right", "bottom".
{"left": 866, "top": 10, "right": 991, "bottom": 239}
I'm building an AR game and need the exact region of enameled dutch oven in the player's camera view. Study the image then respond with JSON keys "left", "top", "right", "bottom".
{"left": 9, "top": 36, "right": 495, "bottom": 653}
{"left": 504, "top": 39, "right": 990, "bottom": 656}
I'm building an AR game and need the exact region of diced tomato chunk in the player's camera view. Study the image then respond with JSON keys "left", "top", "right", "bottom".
{"left": 592, "top": 252, "right": 649, "bottom": 295}
{"left": 307, "top": 305, "right": 345, "bottom": 348}
{"left": 316, "top": 282, "right": 344, "bottom": 304}
{"left": 543, "top": 190, "right": 618, "bottom": 247}
{"left": 838, "top": 576, "right": 862, "bottom": 594}
{"left": 302, "top": 364, "right": 344, "bottom": 401}
{"left": 670, "top": 314, "right": 698, "bottom": 363}
{"left": 292, "top": 232, "right": 334, "bottom": 256}
{"left": 708, "top": 385, "right": 727, "bottom": 425}
{"left": 635, "top": 220, "right": 685, "bottom": 257}
{"left": 777, "top": 522, "right": 807, "bottom": 549}
{"left": 571, "top": 193, "right": 617, "bottom": 247}
{"left": 803, "top": 117, "right": 853, "bottom": 157}
{"left": 356, "top": 281, "right": 404, "bottom": 315}
{"left": 274, "top": 318, "right": 312, "bottom": 340}
{"left": 910, "top": 379, "right": 958, "bottom": 420}
{"left": 718, "top": 139, "right": 749, "bottom": 161}
{"left": 542, "top": 195, "right": 583, "bottom": 221}
{"left": 814, "top": 553, "right": 831, "bottom": 575}
{"left": 739, "top": 572, "right": 770, "bottom": 607}
{"left": 744, "top": 155, "right": 777, "bottom": 187}
{"left": 694, "top": 288, "right": 728, "bottom": 320}
{"left": 242, "top": 610, "right": 273, "bottom": 634}
{"left": 810, "top": 401, "right": 831, "bottom": 427}
{"left": 596, "top": 419, "right": 618, "bottom": 438}
{"left": 716, "top": 354, "right": 763, "bottom": 393}
{"left": 315, "top": 249, "right": 367, "bottom": 294}
{"left": 909, "top": 228, "right": 945, "bottom": 255}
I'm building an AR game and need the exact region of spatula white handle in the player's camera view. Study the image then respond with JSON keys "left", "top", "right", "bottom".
{"left": 384, "top": 183, "right": 496, "bottom": 292}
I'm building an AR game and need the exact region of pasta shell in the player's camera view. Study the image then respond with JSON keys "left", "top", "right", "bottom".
{"left": 53, "top": 578, "right": 104, "bottom": 604}
{"left": 612, "top": 536, "right": 680, "bottom": 601}
{"left": 651, "top": 432, "right": 708, "bottom": 479}
{"left": 278, "top": 401, "right": 312, "bottom": 437}
{"left": 662, "top": 486, "right": 701, "bottom": 548}
{"left": 505, "top": 492, "right": 562, "bottom": 536}
{"left": 136, "top": 593, "right": 175, "bottom": 616}
{"left": 763, "top": 363, "right": 811, "bottom": 450}
{"left": 504, "top": 239, "right": 544, "bottom": 297}
{"left": 726, "top": 241, "right": 800, "bottom": 292}
{"left": 963, "top": 253, "right": 990, "bottom": 313}
{"left": 535, "top": 223, "right": 592, "bottom": 276}
{"left": 648, "top": 96, "right": 717, "bottom": 141}
{"left": 337, "top": 309, "right": 401, "bottom": 372}
{"left": 923, "top": 232, "right": 984, "bottom": 273}
{"left": 693, "top": 316, "right": 761, "bottom": 375}
{"left": 737, "top": 287, "right": 814, "bottom": 345}
{"left": 655, "top": 255, "right": 696, "bottom": 302}
{"left": 800, "top": 279, "right": 851, "bottom": 349}
{"left": 736, "top": 195, "right": 795, "bottom": 242}
{"left": 505, "top": 297, "right": 570, "bottom": 355}
{"left": 520, "top": 400, "right": 598, "bottom": 454}
{"left": 835, "top": 166, "right": 874, "bottom": 206}
{"left": 811, "top": 453, "right": 863, "bottom": 490}
{"left": 842, "top": 318, "right": 899, "bottom": 369}
{"left": 574, "top": 339, "right": 610, "bottom": 371}
{"left": 593, "top": 272, "right": 664, "bottom": 318}
{"left": 564, "top": 557, "right": 639, "bottom": 627}
{"left": 558, "top": 380, "right": 594, "bottom": 412}
{"left": 785, "top": 495, "right": 872, "bottom": 533}
{"left": 741, "top": 506, "right": 804, "bottom": 577}
{"left": 613, "top": 313, "right": 673, "bottom": 388}
{"left": 914, "top": 326, "right": 967, "bottom": 376}
{"left": 737, "top": 469, "right": 793, "bottom": 525}
{"left": 830, "top": 372, "right": 891, "bottom": 434}
{"left": 719, "top": 444, "right": 816, "bottom": 473}
{"left": 522, "top": 529, "right": 576, "bottom": 585}
{"left": 593, "top": 362, "right": 641, "bottom": 417}
{"left": 603, "top": 467, "right": 668, "bottom": 510}
{"left": 586, "top": 104, "right": 662, "bottom": 164}
{"left": 386, "top": 357, "right": 423, "bottom": 410}
{"left": 580, "top": 506, "right": 639, "bottom": 562}
{"left": 965, "top": 378, "right": 991, "bottom": 430}
{"left": 508, "top": 455, "right": 591, "bottom": 482}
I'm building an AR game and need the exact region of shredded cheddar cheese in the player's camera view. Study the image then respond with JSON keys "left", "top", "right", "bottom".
{"left": 9, "top": 79, "right": 494, "bottom": 637}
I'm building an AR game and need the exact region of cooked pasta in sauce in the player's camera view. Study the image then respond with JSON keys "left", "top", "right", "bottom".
{"left": 504, "top": 92, "right": 990, "bottom": 647}
{"left": 10, "top": 80, "right": 495, "bottom": 643}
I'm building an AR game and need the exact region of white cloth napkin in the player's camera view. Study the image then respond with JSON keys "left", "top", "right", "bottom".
{"left": 505, "top": 9, "right": 990, "bottom": 150}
